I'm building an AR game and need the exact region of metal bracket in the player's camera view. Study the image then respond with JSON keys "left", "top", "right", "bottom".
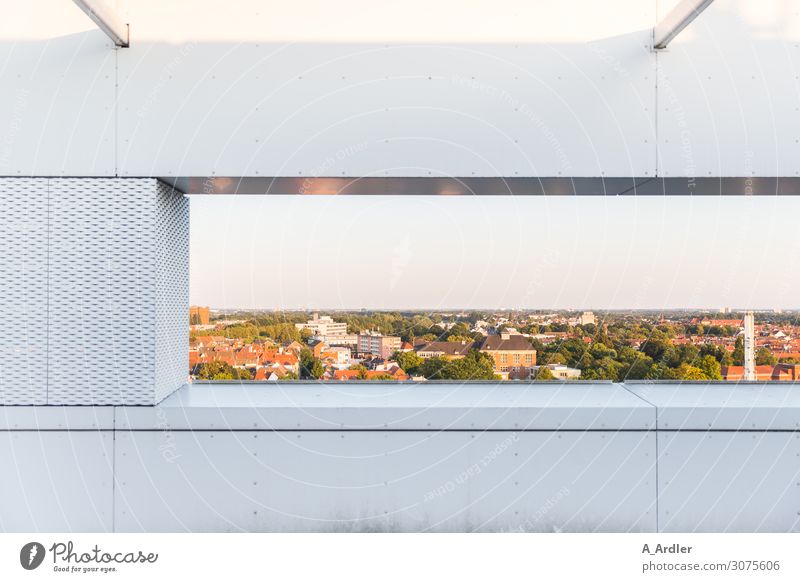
{"left": 653, "top": 0, "right": 715, "bottom": 50}
{"left": 72, "top": 0, "right": 129, "bottom": 47}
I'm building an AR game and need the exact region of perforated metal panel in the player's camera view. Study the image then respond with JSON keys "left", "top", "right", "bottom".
{"left": 47, "top": 178, "right": 189, "bottom": 405}
{"left": 0, "top": 179, "right": 48, "bottom": 404}
{"left": 0, "top": 177, "right": 188, "bottom": 406}
{"left": 49, "top": 179, "right": 156, "bottom": 404}
{"left": 155, "top": 182, "right": 190, "bottom": 403}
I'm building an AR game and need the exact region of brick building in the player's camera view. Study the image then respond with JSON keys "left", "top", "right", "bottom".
{"left": 722, "top": 364, "right": 800, "bottom": 381}
{"left": 479, "top": 333, "right": 536, "bottom": 379}
{"left": 189, "top": 305, "right": 210, "bottom": 325}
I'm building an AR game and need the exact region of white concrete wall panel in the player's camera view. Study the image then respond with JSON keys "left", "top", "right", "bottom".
{"left": 0, "top": 1, "right": 116, "bottom": 176}
{"left": 114, "top": 430, "right": 655, "bottom": 532}
{"left": 0, "top": 431, "right": 114, "bottom": 532}
{"left": 0, "top": 179, "right": 48, "bottom": 404}
{"left": 5, "top": 0, "right": 800, "bottom": 178}
{"left": 658, "top": 431, "right": 800, "bottom": 532}
{"left": 55, "top": 0, "right": 661, "bottom": 177}
{"left": 0, "top": 406, "right": 114, "bottom": 430}
{"left": 657, "top": 0, "right": 800, "bottom": 177}
{"left": 117, "top": 37, "right": 656, "bottom": 178}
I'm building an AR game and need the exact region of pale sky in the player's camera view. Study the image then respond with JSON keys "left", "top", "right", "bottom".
{"left": 190, "top": 195, "right": 800, "bottom": 311}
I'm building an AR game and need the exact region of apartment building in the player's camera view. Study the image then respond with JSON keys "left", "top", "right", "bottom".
{"left": 317, "top": 333, "right": 358, "bottom": 346}
{"left": 579, "top": 311, "right": 596, "bottom": 326}
{"left": 295, "top": 313, "right": 348, "bottom": 337}
{"left": 357, "top": 331, "right": 402, "bottom": 359}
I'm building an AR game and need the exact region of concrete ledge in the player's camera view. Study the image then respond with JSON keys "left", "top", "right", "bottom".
{"left": 117, "top": 381, "right": 654, "bottom": 431}
{"left": 627, "top": 382, "right": 800, "bottom": 430}
{"left": 0, "top": 406, "right": 115, "bottom": 430}
{"left": 3, "top": 382, "right": 799, "bottom": 432}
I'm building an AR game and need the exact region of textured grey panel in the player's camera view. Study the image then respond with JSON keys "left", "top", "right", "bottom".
{"left": 115, "top": 430, "right": 655, "bottom": 532}
{"left": 48, "top": 179, "right": 157, "bottom": 405}
{"left": 0, "top": 179, "right": 48, "bottom": 404}
{"left": 155, "top": 183, "right": 190, "bottom": 402}
{"left": 0, "top": 431, "right": 114, "bottom": 532}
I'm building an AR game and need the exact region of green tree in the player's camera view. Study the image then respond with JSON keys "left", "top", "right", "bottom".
{"left": 675, "top": 363, "right": 707, "bottom": 380}
{"left": 590, "top": 343, "right": 616, "bottom": 360}
{"left": 446, "top": 335, "right": 474, "bottom": 343}
{"left": 349, "top": 364, "right": 369, "bottom": 379}
{"left": 299, "top": 348, "right": 324, "bottom": 379}
{"left": 441, "top": 350, "right": 498, "bottom": 380}
{"left": 582, "top": 357, "right": 625, "bottom": 381}
{"left": 623, "top": 354, "right": 655, "bottom": 380}
{"left": 447, "top": 322, "right": 472, "bottom": 338}
{"left": 756, "top": 347, "right": 776, "bottom": 366}
{"left": 194, "top": 361, "right": 253, "bottom": 380}
{"left": 419, "top": 351, "right": 497, "bottom": 380}
{"left": 640, "top": 338, "right": 672, "bottom": 362}
{"left": 542, "top": 352, "right": 567, "bottom": 365}
{"left": 647, "top": 362, "right": 677, "bottom": 380}
{"left": 534, "top": 366, "right": 554, "bottom": 380}
{"left": 419, "top": 357, "right": 448, "bottom": 379}
{"left": 214, "top": 323, "right": 260, "bottom": 343}
{"left": 698, "top": 354, "right": 722, "bottom": 380}
{"left": 392, "top": 351, "right": 423, "bottom": 374}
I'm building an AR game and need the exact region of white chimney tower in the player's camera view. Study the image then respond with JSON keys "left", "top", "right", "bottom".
{"left": 743, "top": 311, "right": 755, "bottom": 381}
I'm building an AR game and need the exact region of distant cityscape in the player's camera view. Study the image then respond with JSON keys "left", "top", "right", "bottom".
{"left": 188, "top": 307, "right": 800, "bottom": 382}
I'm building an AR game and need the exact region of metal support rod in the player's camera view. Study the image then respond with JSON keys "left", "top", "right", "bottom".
{"left": 653, "top": 0, "right": 714, "bottom": 49}
{"left": 72, "top": 0, "right": 129, "bottom": 47}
